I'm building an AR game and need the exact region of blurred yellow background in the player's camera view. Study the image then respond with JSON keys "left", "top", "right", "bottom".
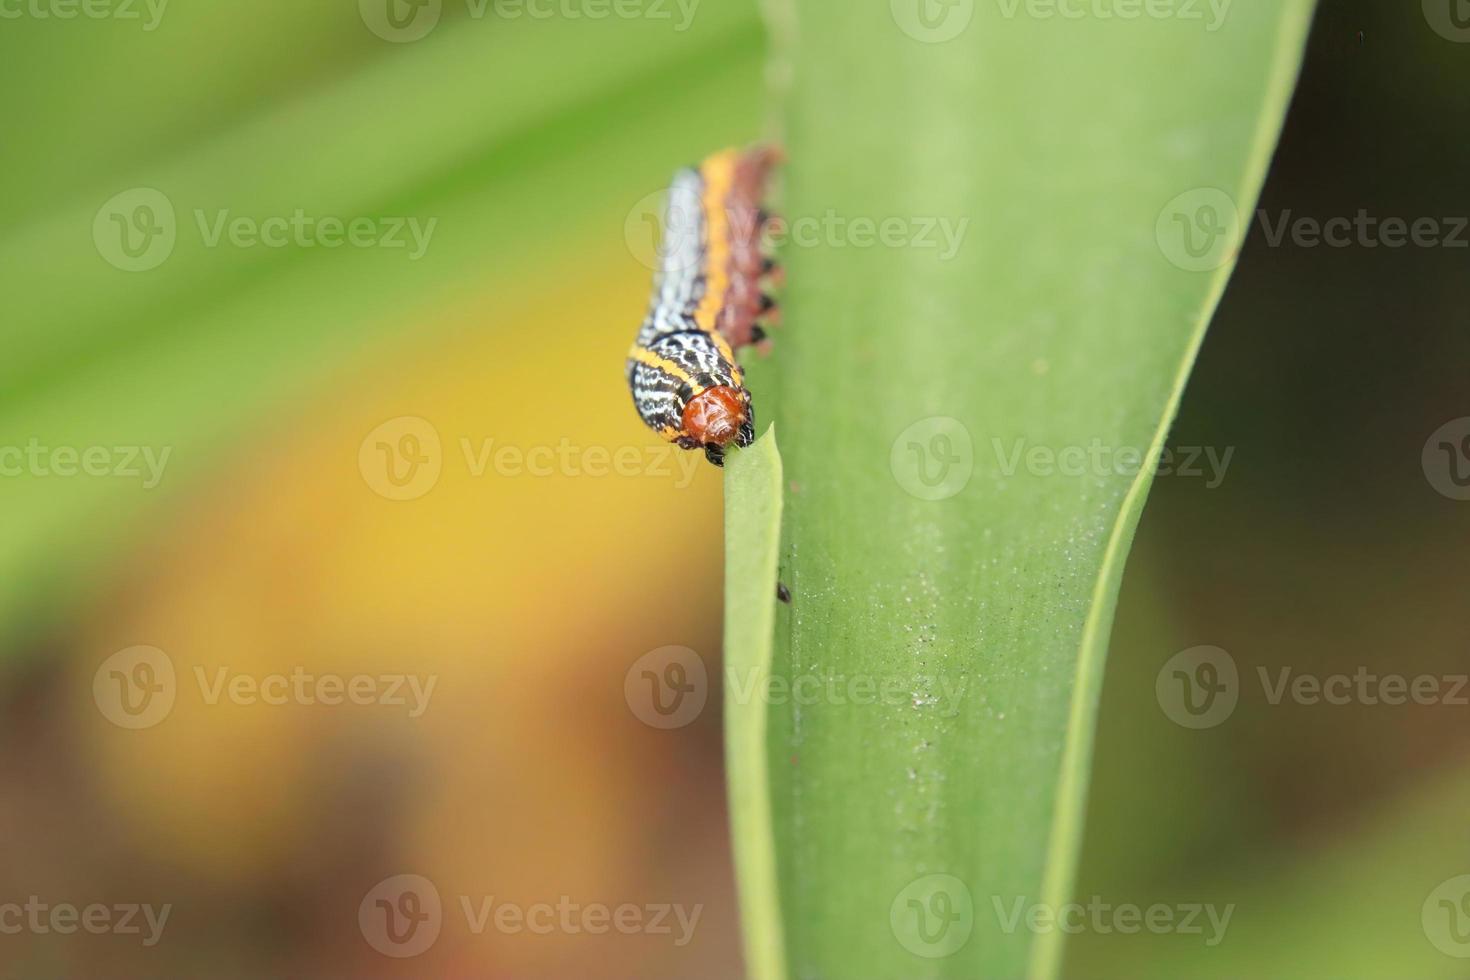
{"left": 2, "top": 4, "right": 765, "bottom": 975}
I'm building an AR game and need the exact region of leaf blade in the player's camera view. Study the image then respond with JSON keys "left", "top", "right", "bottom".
{"left": 731, "top": 3, "right": 1318, "bottom": 977}
{"left": 723, "top": 427, "right": 788, "bottom": 980}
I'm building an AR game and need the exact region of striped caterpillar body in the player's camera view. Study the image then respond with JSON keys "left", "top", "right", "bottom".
{"left": 627, "top": 146, "right": 781, "bottom": 466}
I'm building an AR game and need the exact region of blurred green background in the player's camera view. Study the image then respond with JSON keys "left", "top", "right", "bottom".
{"left": 0, "top": 0, "right": 1466, "bottom": 977}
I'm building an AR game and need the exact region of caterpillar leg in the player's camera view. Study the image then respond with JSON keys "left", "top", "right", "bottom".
{"left": 750, "top": 295, "right": 780, "bottom": 355}
{"left": 762, "top": 257, "right": 786, "bottom": 288}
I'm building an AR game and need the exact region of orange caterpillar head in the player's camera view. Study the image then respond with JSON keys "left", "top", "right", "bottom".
{"left": 683, "top": 386, "right": 745, "bottom": 445}
{"left": 680, "top": 386, "right": 754, "bottom": 465}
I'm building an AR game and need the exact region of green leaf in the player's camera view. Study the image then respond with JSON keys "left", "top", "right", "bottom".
{"left": 723, "top": 427, "right": 788, "bottom": 980}
{"left": 726, "top": 2, "right": 1315, "bottom": 977}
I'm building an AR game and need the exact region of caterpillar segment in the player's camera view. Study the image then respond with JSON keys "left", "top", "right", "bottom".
{"left": 626, "top": 146, "right": 782, "bottom": 466}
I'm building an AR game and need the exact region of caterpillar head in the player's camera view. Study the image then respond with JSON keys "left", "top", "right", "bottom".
{"left": 629, "top": 331, "right": 756, "bottom": 466}
{"left": 679, "top": 385, "right": 755, "bottom": 466}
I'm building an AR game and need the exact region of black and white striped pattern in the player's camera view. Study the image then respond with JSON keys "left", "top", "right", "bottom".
{"left": 636, "top": 169, "right": 709, "bottom": 348}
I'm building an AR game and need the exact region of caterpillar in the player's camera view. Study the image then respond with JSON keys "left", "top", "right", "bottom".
{"left": 627, "top": 146, "right": 782, "bottom": 466}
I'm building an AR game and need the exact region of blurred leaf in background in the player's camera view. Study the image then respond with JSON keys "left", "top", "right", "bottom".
{"left": 2, "top": 2, "right": 768, "bottom": 977}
